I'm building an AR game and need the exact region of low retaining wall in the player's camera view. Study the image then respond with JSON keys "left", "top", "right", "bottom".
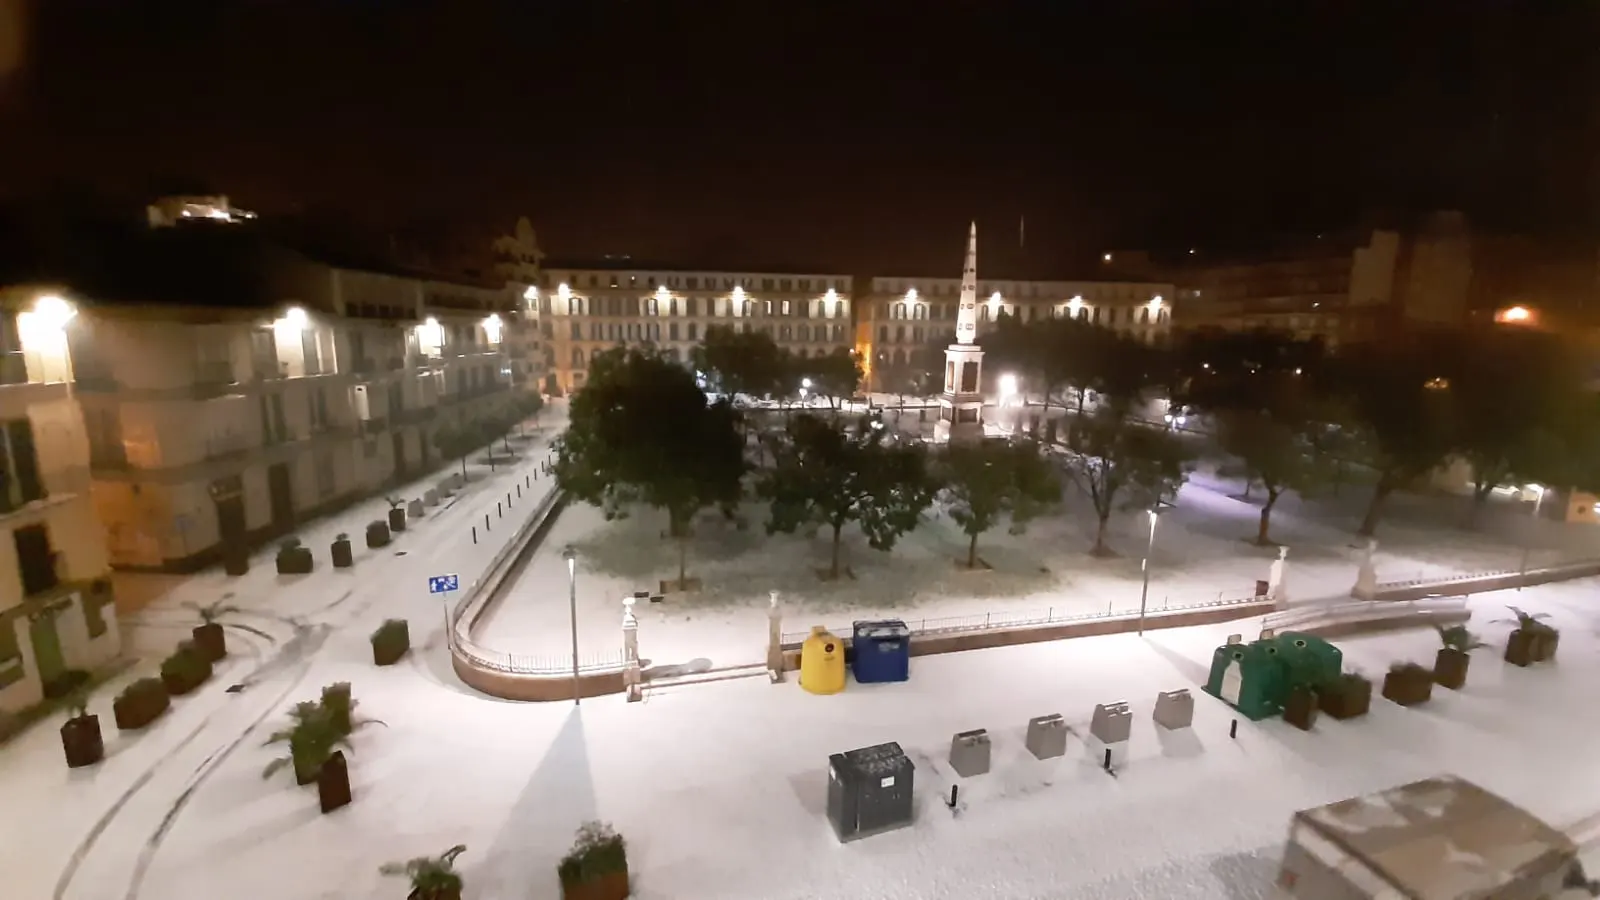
{"left": 447, "top": 486, "right": 633, "bottom": 702}
{"left": 1264, "top": 598, "right": 1471, "bottom": 640}
{"left": 1364, "top": 558, "right": 1600, "bottom": 603}
{"left": 780, "top": 599, "right": 1275, "bottom": 671}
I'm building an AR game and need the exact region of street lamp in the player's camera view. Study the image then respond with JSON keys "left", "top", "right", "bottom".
{"left": 563, "top": 546, "right": 581, "bottom": 704}
{"left": 1517, "top": 485, "right": 1547, "bottom": 590}
{"left": 1137, "top": 502, "right": 1172, "bottom": 634}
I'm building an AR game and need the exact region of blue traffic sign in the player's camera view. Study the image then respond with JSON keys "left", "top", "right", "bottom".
{"left": 428, "top": 574, "right": 460, "bottom": 594}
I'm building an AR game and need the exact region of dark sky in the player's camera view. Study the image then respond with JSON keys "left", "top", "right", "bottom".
{"left": 3, "top": 1, "right": 1598, "bottom": 273}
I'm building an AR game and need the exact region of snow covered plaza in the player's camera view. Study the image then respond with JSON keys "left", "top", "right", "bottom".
{"left": 0, "top": 382, "right": 1593, "bottom": 899}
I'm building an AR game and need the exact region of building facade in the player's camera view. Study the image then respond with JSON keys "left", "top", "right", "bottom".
{"left": 0, "top": 293, "right": 119, "bottom": 714}
{"left": 537, "top": 263, "right": 854, "bottom": 394}
{"left": 4, "top": 223, "right": 519, "bottom": 573}
{"left": 491, "top": 217, "right": 549, "bottom": 393}
{"left": 859, "top": 271, "right": 1175, "bottom": 391}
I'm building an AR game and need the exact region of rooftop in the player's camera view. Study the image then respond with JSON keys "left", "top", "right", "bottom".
{"left": 1295, "top": 775, "right": 1575, "bottom": 899}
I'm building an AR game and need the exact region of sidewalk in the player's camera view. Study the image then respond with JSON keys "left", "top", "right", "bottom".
{"left": 0, "top": 407, "right": 567, "bottom": 900}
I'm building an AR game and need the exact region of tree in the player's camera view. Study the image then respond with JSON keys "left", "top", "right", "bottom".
{"left": 759, "top": 413, "right": 936, "bottom": 578}
{"left": 1329, "top": 338, "right": 1457, "bottom": 536}
{"left": 795, "top": 347, "right": 862, "bottom": 411}
{"left": 877, "top": 339, "right": 945, "bottom": 414}
{"left": 1060, "top": 408, "right": 1193, "bottom": 554}
{"left": 433, "top": 423, "right": 476, "bottom": 480}
{"left": 1448, "top": 329, "right": 1580, "bottom": 524}
{"left": 1214, "top": 406, "right": 1328, "bottom": 544}
{"left": 555, "top": 347, "right": 745, "bottom": 587}
{"left": 937, "top": 439, "right": 1062, "bottom": 567}
{"left": 691, "top": 325, "right": 786, "bottom": 400}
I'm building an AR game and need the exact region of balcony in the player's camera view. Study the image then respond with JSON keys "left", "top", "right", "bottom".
{"left": 203, "top": 431, "right": 256, "bottom": 462}
{"left": 192, "top": 360, "right": 240, "bottom": 399}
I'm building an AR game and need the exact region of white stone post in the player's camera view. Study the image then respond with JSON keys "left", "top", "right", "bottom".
{"left": 622, "top": 596, "right": 642, "bottom": 702}
{"left": 1352, "top": 538, "right": 1379, "bottom": 600}
{"left": 1268, "top": 545, "right": 1290, "bottom": 605}
{"left": 767, "top": 590, "right": 786, "bottom": 683}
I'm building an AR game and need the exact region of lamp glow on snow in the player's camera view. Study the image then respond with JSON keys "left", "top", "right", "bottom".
{"left": 998, "top": 373, "right": 1019, "bottom": 405}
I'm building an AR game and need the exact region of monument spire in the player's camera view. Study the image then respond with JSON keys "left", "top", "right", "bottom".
{"left": 935, "top": 222, "right": 986, "bottom": 443}
{"left": 955, "top": 221, "right": 978, "bottom": 345}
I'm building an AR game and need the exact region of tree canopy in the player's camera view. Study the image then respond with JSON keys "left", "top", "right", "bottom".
{"left": 937, "top": 438, "right": 1062, "bottom": 567}
{"left": 758, "top": 413, "right": 935, "bottom": 578}
{"left": 1060, "top": 407, "right": 1193, "bottom": 554}
{"left": 555, "top": 347, "right": 745, "bottom": 585}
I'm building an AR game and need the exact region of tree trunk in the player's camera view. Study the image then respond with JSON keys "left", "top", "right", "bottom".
{"left": 1358, "top": 477, "right": 1395, "bottom": 536}
{"left": 459, "top": 456, "right": 467, "bottom": 480}
{"left": 1241, "top": 478, "right": 1253, "bottom": 500}
{"left": 678, "top": 533, "right": 688, "bottom": 585}
{"left": 830, "top": 521, "right": 844, "bottom": 578}
{"left": 1465, "top": 482, "right": 1493, "bottom": 528}
{"left": 967, "top": 530, "right": 980, "bottom": 568}
{"left": 1257, "top": 489, "right": 1280, "bottom": 545}
{"left": 1093, "top": 514, "right": 1110, "bottom": 554}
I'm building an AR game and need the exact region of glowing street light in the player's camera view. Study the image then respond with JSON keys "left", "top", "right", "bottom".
{"left": 1496, "top": 305, "right": 1533, "bottom": 325}
{"left": 998, "top": 373, "right": 1018, "bottom": 403}
{"left": 482, "top": 314, "right": 503, "bottom": 344}
{"left": 523, "top": 286, "right": 538, "bottom": 301}
{"left": 1066, "top": 296, "right": 1083, "bottom": 317}
{"left": 277, "top": 306, "right": 308, "bottom": 330}
{"left": 32, "top": 295, "right": 76, "bottom": 330}
{"left": 1102, "top": 252, "right": 1113, "bottom": 263}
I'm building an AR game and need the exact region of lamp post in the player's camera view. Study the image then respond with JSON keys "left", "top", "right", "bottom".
{"left": 1138, "top": 507, "right": 1159, "bottom": 635}
{"left": 563, "top": 546, "right": 581, "bottom": 704}
{"left": 1517, "top": 484, "right": 1547, "bottom": 591}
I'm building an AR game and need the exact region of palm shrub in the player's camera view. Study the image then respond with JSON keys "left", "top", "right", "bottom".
{"left": 1496, "top": 605, "right": 1559, "bottom": 665}
{"left": 318, "top": 682, "right": 384, "bottom": 737}
{"left": 262, "top": 702, "right": 350, "bottom": 785}
{"left": 380, "top": 845, "right": 467, "bottom": 900}
{"left": 160, "top": 641, "right": 212, "bottom": 695}
{"left": 185, "top": 599, "right": 241, "bottom": 661}
{"left": 558, "top": 821, "right": 628, "bottom": 894}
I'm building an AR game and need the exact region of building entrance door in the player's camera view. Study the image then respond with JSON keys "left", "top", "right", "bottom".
{"left": 391, "top": 431, "right": 408, "bottom": 480}
{"left": 29, "top": 610, "right": 66, "bottom": 693}
{"left": 267, "top": 463, "right": 294, "bottom": 533}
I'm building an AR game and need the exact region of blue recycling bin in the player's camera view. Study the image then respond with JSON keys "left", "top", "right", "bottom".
{"left": 851, "top": 619, "right": 911, "bottom": 683}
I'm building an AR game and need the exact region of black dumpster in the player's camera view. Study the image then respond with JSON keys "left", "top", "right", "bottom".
{"left": 826, "top": 741, "right": 915, "bottom": 842}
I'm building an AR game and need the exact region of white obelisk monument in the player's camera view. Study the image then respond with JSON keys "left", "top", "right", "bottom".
{"left": 934, "top": 222, "right": 986, "bottom": 443}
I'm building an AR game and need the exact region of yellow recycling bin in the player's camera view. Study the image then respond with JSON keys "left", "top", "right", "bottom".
{"left": 800, "top": 626, "right": 847, "bottom": 695}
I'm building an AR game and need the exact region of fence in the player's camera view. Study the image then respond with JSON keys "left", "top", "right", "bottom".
{"left": 780, "top": 592, "right": 1262, "bottom": 649}
{"left": 451, "top": 637, "right": 627, "bottom": 676}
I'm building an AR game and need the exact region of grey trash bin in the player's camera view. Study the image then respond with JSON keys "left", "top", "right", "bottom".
{"left": 949, "top": 728, "right": 992, "bottom": 778}
{"left": 826, "top": 742, "right": 915, "bottom": 842}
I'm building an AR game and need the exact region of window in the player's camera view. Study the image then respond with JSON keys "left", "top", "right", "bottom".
{"left": 762, "top": 278, "right": 774, "bottom": 291}
{"left": 781, "top": 300, "right": 791, "bottom": 315}
{"left": 570, "top": 322, "right": 581, "bottom": 339}
{"left": 316, "top": 450, "right": 335, "bottom": 498}
{"left": 687, "top": 323, "right": 699, "bottom": 341}
{"left": 0, "top": 418, "right": 45, "bottom": 511}
{"left": 879, "top": 326, "right": 889, "bottom": 343}
{"left": 669, "top": 323, "right": 680, "bottom": 341}
{"left": 687, "top": 297, "right": 699, "bottom": 317}
{"left": 0, "top": 619, "right": 20, "bottom": 689}
{"left": 14, "top": 523, "right": 57, "bottom": 596}
{"left": 686, "top": 277, "right": 699, "bottom": 290}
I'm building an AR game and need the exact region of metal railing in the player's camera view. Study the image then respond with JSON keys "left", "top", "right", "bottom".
{"left": 452, "top": 640, "right": 626, "bottom": 676}
{"left": 1261, "top": 597, "right": 1468, "bottom": 633}
{"left": 781, "top": 592, "right": 1264, "bottom": 648}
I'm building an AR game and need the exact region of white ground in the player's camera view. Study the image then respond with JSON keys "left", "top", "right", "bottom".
{"left": 6, "top": 570, "right": 1597, "bottom": 899}
{"left": 0, "top": 408, "right": 564, "bottom": 900}
{"left": 478, "top": 450, "right": 1600, "bottom": 672}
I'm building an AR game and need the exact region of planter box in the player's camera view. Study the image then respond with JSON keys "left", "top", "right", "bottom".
{"left": 318, "top": 750, "right": 352, "bottom": 813}
{"left": 192, "top": 622, "right": 227, "bottom": 662}
{"left": 372, "top": 621, "right": 410, "bottom": 666}
{"left": 408, "top": 889, "right": 462, "bottom": 900}
{"left": 1504, "top": 628, "right": 1558, "bottom": 667}
{"left": 1382, "top": 668, "right": 1433, "bottom": 707}
{"left": 1318, "top": 679, "right": 1372, "bottom": 720}
{"left": 366, "top": 522, "right": 391, "bottom": 549}
{"left": 1434, "top": 648, "right": 1470, "bottom": 690}
{"left": 223, "top": 548, "right": 250, "bottom": 577}
{"left": 388, "top": 507, "right": 407, "bottom": 533}
{"left": 113, "top": 681, "right": 171, "bottom": 730}
{"left": 276, "top": 546, "right": 314, "bottom": 575}
{"left": 61, "top": 715, "right": 104, "bottom": 768}
{"left": 161, "top": 649, "right": 213, "bottom": 697}
{"left": 1283, "top": 687, "right": 1318, "bottom": 731}
{"left": 561, "top": 871, "right": 630, "bottom": 900}
{"left": 331, "top": 539, "right": 354, "bottom": 568}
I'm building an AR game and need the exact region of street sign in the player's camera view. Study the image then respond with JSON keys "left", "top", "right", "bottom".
{"left": 428, "top": 574, "right": 460, "bottom": 594}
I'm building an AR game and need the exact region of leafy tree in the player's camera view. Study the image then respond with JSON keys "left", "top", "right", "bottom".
{"left": 1448, "top": 329, "right": 1580, "bottom": 524}
{"left": 1060, "top": 408, "right": 1193, "bottom": 554}
{"left": 759, "top": 412, "right": 936, "bottom": 578}
{"left": 1214, "top": 406, "right": 1327, "bottom": 544}
{"left": 876, "top": 339, "right": 945, "bottom": 414}
{"left": 1329, "top": 338, "right": 1457, "bottom": 536}
{"left": 795, "top": 347, "right": 862, "bottom": 411}
{"left": 937, "top": 439, "right": 1062, "bottom": 567}
{"left": 555, "top": 347, "right": 745, "bottom": 587}
{"left": 691, "top": 325, "right": 786, "bottom": 400}
{"left": 432, "top": 423, "right": 476, "bottom": 480}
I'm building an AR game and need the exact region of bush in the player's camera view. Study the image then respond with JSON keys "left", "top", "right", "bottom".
{"left": 160, "top": 642, "right": 212, "bottom": 695}
{"left": 371, "top": 619, "right": 410, "bottom": 666}
{"left": 558, "top": 821, "right": 628, "bottom": 888}
{"left": 114, "top": 677, "right": 171, "bottom": 729}
{"left": 322, "top": 683, "right": 353, "bottom": 735}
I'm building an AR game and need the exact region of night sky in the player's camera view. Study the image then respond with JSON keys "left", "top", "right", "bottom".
{"left": 3, "top": 1, "right": 1598, "bottom": 274}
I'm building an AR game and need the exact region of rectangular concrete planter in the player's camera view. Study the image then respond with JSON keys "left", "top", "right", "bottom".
{"left": 113, "top": 679, "right": 171, "bottom": 730}
{"left": 561, "top": 871, "right": 629, "bottom": 900}
{"left": 388, "top": 507, "right": 407, "bottom": 533}
{"left": 1318, "top": 676, "right": 1371, "bottom": 720}
{"left": 1433, "top": 648, "right": 1470, "bottom": 690}
{"left": 61, "top": 715, "right": 104, "bottom": 768}
{"left": 1382, "top": 665, "right": 1433, "bottom": 707}
{"left": 1283, "top": 687, "right": 1318, "bottom": 731}
{"left": 192, "top": 622, "right": 227, "bottom": 662}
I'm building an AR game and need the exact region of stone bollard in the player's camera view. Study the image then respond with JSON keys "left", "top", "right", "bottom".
{"left": 1153, "top": 689, "right": 1194, "bottom": 730}
{"left": 1025, "top": 714, "right": 1067, "bottom": 760}
{"left": 424, "top": 488, "right": 440, "bottom": 507}
{"left": 408, "top": 499, "right": 425, "bottom": 519}
{"left": 766, "top": 590, "right": 786, "bottom": 683}
{"left": 1090, "top": 701, "right": 1132, "bottom": 745}
{"left": 948, "top": 729, "right": 992, "bottom": 778}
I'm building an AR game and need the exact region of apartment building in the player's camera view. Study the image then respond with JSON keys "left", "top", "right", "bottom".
{"left": 491, "top": 217, "right": 550, "bottom": 392}
{"left": 859, "top": 274, "right": 1175, "bottom": 390}
{"left": 0, "top": 292, "right": 119, "bottom": 713}
{"left": 1115, "top": 211, "right": 1477, "bottom": 348}
{"left": 537, "top": 262, "right": 854, "bottom": 394}
{"left": 3, "top": 220, "right": 517, "bottom": 573}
